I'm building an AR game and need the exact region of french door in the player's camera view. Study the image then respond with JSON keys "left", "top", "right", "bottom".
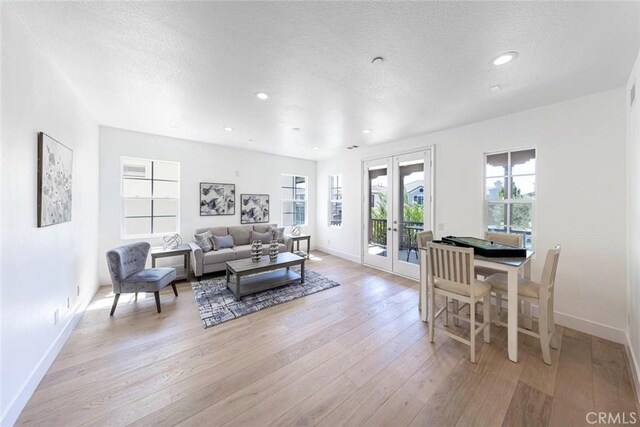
{"left": 363, "top": 150, "right": 432, "bottom": 279}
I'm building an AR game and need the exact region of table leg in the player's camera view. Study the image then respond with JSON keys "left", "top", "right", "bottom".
{"left": 307, "top": 236, "right": 311, "bottom": 258}
{"left": 226, "top": 267, "right": 230, "bottom": 283}
{"left": 152, "top": 256, "right": 156, "bottom": 268}
{"left": 508, "top": 268, "right": 519, "bottom": 362}
{"left": 185, "top": 254, "right": 191, "bottom": 281}
{"left": 235, "top": 274, "right": 241, "bottom": 301}
{"left": 522, "top": 260, "right": 532, "bottom": 329}
{"left": 300, "top": 261, "right": 305, "bottom": 283}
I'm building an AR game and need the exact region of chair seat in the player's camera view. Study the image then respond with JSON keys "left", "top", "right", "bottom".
{"left": 474, "top": 265, "right": 503, "bottom": 278}
{"left": 122, "top": 267, "right": 176, "bottom": 293}
{"left": 433, "top": 277, "right": 491, "bottom": 297}
{"left": 484, "top": 273, "right": 540, "bottom": 298}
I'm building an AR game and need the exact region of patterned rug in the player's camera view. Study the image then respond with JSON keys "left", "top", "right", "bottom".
{"left": 191, "top": 267, "right": 340, "bottom": 328}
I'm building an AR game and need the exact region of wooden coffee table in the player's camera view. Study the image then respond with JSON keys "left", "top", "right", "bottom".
{"left": 225, "top": 252, "right": 305, "bottom": 301}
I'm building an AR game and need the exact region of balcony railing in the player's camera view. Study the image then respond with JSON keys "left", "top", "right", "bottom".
{"left": 369, "top": 219, "right": 424, "bottom": 250}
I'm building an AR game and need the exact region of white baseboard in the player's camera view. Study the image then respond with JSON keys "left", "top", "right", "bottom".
{"left": 625, "top": 332, "right": 640, "bottom": 404}
{"left": 0, "top": 286, "right": 97, "bottom": 427}
{"left": 315, "top": 246, "right": 361, "bottom": 264}
{"left": 553, "top": 311, "right": 627, "bottom": 344}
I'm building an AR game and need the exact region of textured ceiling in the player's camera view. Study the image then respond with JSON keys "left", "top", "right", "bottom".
{"left": 8, "top": 1, "right": 640, "bottom": 160}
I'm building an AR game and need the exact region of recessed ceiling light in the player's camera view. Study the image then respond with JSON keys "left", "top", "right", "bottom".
{"left": 248, "top": 139, "right": 255, "bottom": 142}
{"left": 490, "top": 85, "right": 502, "bottom": 92}
{"left": 362, "top": 129, "right": 372, "bottom": 134}
{"left": 313, "top": 147, "right": 319, "bottom": 150}
{"left": 492, "top": 51, "right": 518, "bottom": 66}
{"left": 292, "top": 127, "right": 301, "bottom": 132}
{"left": 255, "top": 92, "right": 270, "bottom": 100}
{"left": 224, "top": 127, "right": 233, "bottom": 131}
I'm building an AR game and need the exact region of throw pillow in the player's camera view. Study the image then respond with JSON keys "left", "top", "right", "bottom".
{"left": 194, "top": 231, "right": 214, "bottom": 252}
{"left": 251, "top": 230, "right": 273, "bottom": 244}
{"left": 270, "top": 227, "right": 285, "bottom": 243}
{"left": 213, "top": 234, "right": 234, "bottom": 250}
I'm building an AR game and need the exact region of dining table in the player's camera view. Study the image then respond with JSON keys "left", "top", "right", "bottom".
{"left": 419, "top": 247, "right": 535, "bottom": 363}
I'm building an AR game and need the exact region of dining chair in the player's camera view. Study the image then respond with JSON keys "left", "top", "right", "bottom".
{"left": 426, "top": 241, "right": 491, "bottom": 363}
{"left": 417, "top": 231, "right": 434, "bottom": 313}
{"left": 484, "top": 245, "right": 561, "bottom": 364}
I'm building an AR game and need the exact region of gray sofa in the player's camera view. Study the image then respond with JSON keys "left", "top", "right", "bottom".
{"left": 189, "top": 224, "right": 293, "bottom": 278}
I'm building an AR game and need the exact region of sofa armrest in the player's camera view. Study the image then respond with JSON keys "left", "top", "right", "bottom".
{"left": 283, "top": 236, "right": 294, "bottom": 252}
{"left": 188, "top": 242, "right": 204, "bottom": 277}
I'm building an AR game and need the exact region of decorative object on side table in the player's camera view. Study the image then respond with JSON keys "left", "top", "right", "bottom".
{"left": 290, "top": 225, "right": 302, "bottom": 236}
{"left": 251, "top": 240, "right": 263, "bottom": 262}
{"left": 200, "top": 183, "right": 235, "bottom": 216}
{"left": 37, "top": 132, "right": 73, "bottom": 227}
{"left": 162, "top": 233, "right": 182, "bottom": 249}
{"left": 241, "top": 194, "right": 269, "bottom": 224}
{"left": 269, "top": 240, "right": 279, "bottom": 262}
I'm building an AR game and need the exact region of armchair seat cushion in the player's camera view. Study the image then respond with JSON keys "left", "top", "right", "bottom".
{"left": 122, "top": 267, "right": 176, "bottom": 293}
{"left": 203, "top": 248, "right": 235, "bottom": 265}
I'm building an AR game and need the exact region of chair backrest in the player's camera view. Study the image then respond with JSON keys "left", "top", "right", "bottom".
{"left": 105, "top": 242, "right": 150, "bottom": 292}
{"left": 539, "top": 245, "right": 561, "bottom": 302}
{"left": 427, "top": 241, "right": 476, "bottom": 294}
{"left": 416, "top": 230, "right": 434, "bottom": 248}
{"left": 484, "top": 231, "right": 523, "bottom": 248}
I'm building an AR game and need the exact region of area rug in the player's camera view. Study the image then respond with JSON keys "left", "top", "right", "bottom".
{"left": 191, "top": 267, "right": 340, "bottom": 328}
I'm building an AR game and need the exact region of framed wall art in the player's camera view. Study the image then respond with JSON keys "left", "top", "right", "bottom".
{"left": 37, "top": 132, "right": 73, "bottom": 227}
{"left": 240, "top": 193, "right": 269, "bottom": 224}
{"left": 200, "top": 183, "right": 235, "bottom": 216}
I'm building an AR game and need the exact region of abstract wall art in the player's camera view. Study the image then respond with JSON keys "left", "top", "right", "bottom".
{"left": 240, "top": 193, "right": 269, "bottom": 224}
{"left": 200, "top": 183, "right": 235, "bottom": 216}
{"left": 37, "top": 132, "right": 73, "bottom": 227}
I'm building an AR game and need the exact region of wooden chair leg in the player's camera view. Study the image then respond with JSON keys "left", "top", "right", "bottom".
{"left": 539, "top": 303, "right": 552, "bottom": 365}
{"left": 110, "top": 293, "right": 120, "bottom": 316}
{"left": 443, "top": 296, "right": 449, "bottom": 327}
{"left": 154, "top": 291, "right": 161, "bottom": 313}
{"left": 428, "top": 288, "right": 436, "bottom": 343}
{"left": 172, "top": 283, "right": 178, "bottom": 297}
{"left": 483, "top": 294, "right": 491, "bottom": 343}
{"left": 495, "top": 292, "right": 502, "bottom": 315}
{"left": 453, "top": 300, "right": 459, "bottom": 326}
{"left": 548, "top": 302, "right": 558, "bottom": 349}
{"left": 469, "top": 298, "right": 476, "bottom": 363}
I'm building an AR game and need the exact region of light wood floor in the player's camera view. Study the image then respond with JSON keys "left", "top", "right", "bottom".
{"left": 16, "top": 252, "right": 639, "bottom": 426}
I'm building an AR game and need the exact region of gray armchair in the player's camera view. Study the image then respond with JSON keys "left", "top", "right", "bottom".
{"left": 106, "top": 242, "right": 177, "bottom": 315}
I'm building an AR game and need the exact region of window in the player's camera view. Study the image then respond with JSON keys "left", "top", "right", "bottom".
{"left": 122, "top": 157, "right": 180, "bottom": 238}
{"left": 281, "top": 174, "right": 307, "bottom": 226}
{"left": 329, "top": 175, "right": 342, "bottom": 227}
{"left": 485, "top": 149, "right": 535, "bottom": 248}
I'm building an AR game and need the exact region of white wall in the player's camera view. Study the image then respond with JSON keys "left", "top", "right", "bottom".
{"left": 0, "top": 5, "right": 100, "bottom": 425}
{"left": 98, "top": 127, "right": 317, "bottom": 284}
{"left": 626, "top": 40, "right": 640, "bottom": 400}
{"left": 317, "top": 89, "right": 628, "bottom": 341}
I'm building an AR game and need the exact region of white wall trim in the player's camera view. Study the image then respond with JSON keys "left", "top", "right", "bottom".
{"left": 0, "top": 287, "right": 97, "bottom": 427}
{"left": 315, "top": 246, "right": 361, "bottom": 264}
{"left": 626, "top": 332, "right": 640, "bottom": 404}
{"left": 553, "top": 311, "right": 627, "bottom": 344}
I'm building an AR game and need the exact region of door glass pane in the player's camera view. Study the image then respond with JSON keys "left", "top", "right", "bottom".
{"left": 398, "top": 160, "right": 424, "bottom": 265}
{"left": 368, "top": 167, "right": 388, "bottom": 258}
{"left": 487, "top": 203, "right": 507, "bottom": 231}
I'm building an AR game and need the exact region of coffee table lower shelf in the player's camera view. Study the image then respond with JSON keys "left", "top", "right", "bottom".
{"left": 227, "top": 269, "right": 301, "bottom": 301}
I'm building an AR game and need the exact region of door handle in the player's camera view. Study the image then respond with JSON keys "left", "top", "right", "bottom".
{"left": 387, "top": 227, "right": 392, "bottom": 231}
{"left": 393, "top": 228, "right": 398, "bottom": 232}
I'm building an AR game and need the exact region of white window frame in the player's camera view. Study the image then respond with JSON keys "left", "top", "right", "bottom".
{"left": 483, "top": 148, "right": 536, "bottom": 249}
{"left": 121, "top": 156, "right": 180, "bottom": 239}
{"left": 281, "top": 174, "right": 308, "bottom": 227}
{"left": 329, "top": 174, "right": 342, "bottom": 228}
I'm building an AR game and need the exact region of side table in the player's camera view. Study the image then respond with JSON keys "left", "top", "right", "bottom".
{"left": 285, "top": 234, "right": 311, "bottom": 259}
{"left": 151, "top": 244, "right": 192, "bottom": 281}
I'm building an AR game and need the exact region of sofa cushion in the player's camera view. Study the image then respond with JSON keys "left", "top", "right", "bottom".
{"left": 194, "top": 231, "right": 214, "bottom": 252}
{"left": 228, "top": 225, "right": 252, "bottom": 245}
{"left": 253, "top": 224, "right": 276, "bottom": 233}
{"left": 278, "top": 243, "right": 287, "bottom": 252}
{"left": 251, "top": 230, "right": 273, "bottom": 244}
{"left": 203, "top": 248, "right": 235, "bottom": 265}
{"left": 213, "top": 235, "right": 234, "bottom": 250}
{"left": 270, "top": 227, "right": 285, "bottom": 243}
{"left": 195, "top": 226, "right": 228, "bottom": 237}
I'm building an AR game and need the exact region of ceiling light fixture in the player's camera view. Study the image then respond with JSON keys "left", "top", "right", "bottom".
{"left": 490, "top": 85, "right": 502, "bottom": 92}
{"left": 313, "top": 147, "right": 319, "bottom": 150}
{"left": 224, "top": 127, "right": 233, "bottom": 131}
{"left": 248, "top": 139, "right": 255, "bottom": 142}
{"left": 492, "top": 51, "right": 518, "bottom": 66}
{"left": 362, "top": 129, "right": 372, "bottom": 134}
{"left": 347, "top": 145, "right": 360, "bottom": 150}
{"left": 255, "top": 92, "right": 270, "bottom": 100}
{"left": 371, "top": 56, "right": 384, "bottom": 65}
{"left": 292, "top": 127, "right": 301, "bottom": 132}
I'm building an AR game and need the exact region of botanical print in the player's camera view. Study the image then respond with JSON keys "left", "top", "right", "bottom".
{"left": 38, "top": 133, "right": 73, "bottom": 227}
{"left": 200, "top": 183, "right": 235, "bottom": 216}
{"left": 241, "top": 194, "right": 269, "bottom": 224}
